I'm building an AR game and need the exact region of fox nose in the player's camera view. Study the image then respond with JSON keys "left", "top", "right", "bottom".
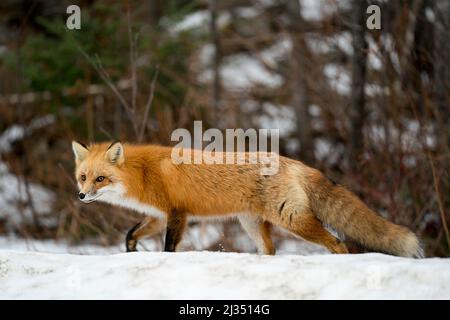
{"left": 79, "top": 193, "right": 85, "bottom": 200}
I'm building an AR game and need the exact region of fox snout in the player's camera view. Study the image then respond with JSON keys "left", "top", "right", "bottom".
{"left": 78, "top": 191, "right": 93, "bottom": 202}
{"left": 78, "top": 190, "right": 101, "bottom": 203}
{"left": 77, "top": 184, "right": 100, "bottom": 203}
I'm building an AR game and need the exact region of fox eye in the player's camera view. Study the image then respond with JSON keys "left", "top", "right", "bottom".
{"left": 80, "top": 174, "right": 86, "bottom": 182}
{"left": 96, "top": 176, "right": 105, "bottom": 183}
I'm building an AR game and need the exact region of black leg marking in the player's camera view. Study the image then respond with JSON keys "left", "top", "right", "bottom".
{"left": 164, "top": 212, "right": 186, "bottom": 252}
{"left": 278, "top": 201, "right": 286, "bottom": 215}
{"left": 126, "top": 222, "right": 141, "bottom": 252}
{"left": 289, "top": 212, "right": 293, "bottom": 226}
{"left": 164, "top": 228, "right": 177, "bottom": 252}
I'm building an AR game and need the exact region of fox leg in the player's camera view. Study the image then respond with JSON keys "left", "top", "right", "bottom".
{"left": 164, "top": 212, "right": 187, "bottom": 252}
{"left": 280, "top": 211, "right": 348, "bottom": 254}
{"left": 238, "top": 215, "right": 275, "bottom": 255}
{"left": 126, "top": 216, "right": 165, "bottom": 252}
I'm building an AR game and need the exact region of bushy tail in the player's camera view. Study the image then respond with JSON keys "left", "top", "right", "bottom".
{"left": 305, "top": 175, "right": 424, "bottom": 258}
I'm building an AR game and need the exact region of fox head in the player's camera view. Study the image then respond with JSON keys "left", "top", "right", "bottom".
{"left": 72, "top": 141, "right": 125, "bottom": 203}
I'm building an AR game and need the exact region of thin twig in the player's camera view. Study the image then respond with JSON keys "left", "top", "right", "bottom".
{"left": 77, "top": 45, "right": 130, "bottom": 111}
{"left": 99, "top": 127, "right": 114, "bottom": 140}
{"left": 76, "top": 43, "right": 140, "bottom": 137}
{"left": 128, "top": 8, "right": 137, "bottom": 113}
{"left": 92, "top": 54, "right": 133, "bottom": 113}
{"left": 58, "top": 163, "right": 76, "bottom": 186}
{"left": 95, "top": 54, "right": 139, "bottom": 137}
{"left": 427, "top": 153, "right": 450, "bottom": 251}
{"left": 138, "top": 66, "right": 159, "bottom": 142}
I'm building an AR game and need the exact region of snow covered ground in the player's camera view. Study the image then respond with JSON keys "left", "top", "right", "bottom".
{"left": 0, "top": 228, "right": 448, "bottom": 300}
{"left": 0, "top": 247, "right": 449, "bottom": 299}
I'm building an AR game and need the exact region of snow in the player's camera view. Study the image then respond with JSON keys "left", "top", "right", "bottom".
{"left": 309, "top": 104, "right": 321, "bottom": 117}
{"left": 336, "top": 32, "right": 353, "bottom": 56}
{"left": 314, "top": 138, "right": 344, "bottom": 165}
{"left": 307, "top": 32, "right": 352, "bottom": 56}
{"left": 306, "top": 35, "right": 331, "bottom": 54}
{"left": 0, "top": 236, "right": 125, "bottom": 255}
{"left": 260, "top": 37, "right": 292, "bottom": 68}
{"left": 285, "top": 138, "right": 301, "bottom": 154}
{"left": 196, "top": 37, "right": 290, "bottom": 91}
{"left": 169, "top": 10, "right": 231, "bottom": 34}
{"left": 367, "top": 119, "right": 436, "bottom": 152}
{"left": 198, "top": 44, "right": 215, "bottom": 66}
{"left": 367, "top": 36, "right": 383, "bottom": 71}
{"left": 256, "top": 103, "right": 296, "bottom": 137}
{"left": 170, "top": 6, "right": 261, "bottom": 34}
{"left": 0, "top": 115, "right": 56, "bottom": 227}
{"left": 365, "top": 83, "right": 387, "bottom": 97}
{"left": 170, "top": 11, "right": 209, "bottom": 33}
{"left": 199, "top": 54, "right": 284, "bottom": 91}
{"left": 0, "top": 115, "right": 54, "bottom": 153}
{"left": 234, "top": 7, "right": 261, "bottom": 19}
{"left": 0, "top": 250, "right": 449, "bottom": 299}
{"left": 0, "top": 223, "right": 327, "bottom": 256}
{"left": 300, "top": 0, "right": 350, "bottom": 22}
{"left": 323, "top": 64, "right": 351, "bottom": 96}
{"left": 0, "top": 169, "right": 55, "bottom": 225}
{"left": 425, "top": 8, "right": 435, "bottom": 23}
{"left": 300, "top": 0, "right": 333, "bottom": 21}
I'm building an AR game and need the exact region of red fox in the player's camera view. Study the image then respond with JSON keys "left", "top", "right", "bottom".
{"left": 72, "top": 141, "right": 424, "bottom": 258}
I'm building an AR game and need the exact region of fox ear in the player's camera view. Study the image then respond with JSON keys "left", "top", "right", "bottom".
{"left": 72, "top": 141, "right": 89, "bottom": 163}
{"left": 106, "top": 141, "right": 124, "bottom": 165}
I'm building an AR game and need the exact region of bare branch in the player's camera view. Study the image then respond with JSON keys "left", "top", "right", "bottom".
{"left": 76, "top": 45, "right": 130, "bottom": 111}
{"left": 76, "top": 43, "right": 139, "bottom": 138}
{"left": 428, "top": 153, "right": 450, "bottom": 251}
{"left": 128, "top": 8, "right": 138, "bottom": 113}
{"left": 138, "top": 66, "right": 159, "bottom": 142}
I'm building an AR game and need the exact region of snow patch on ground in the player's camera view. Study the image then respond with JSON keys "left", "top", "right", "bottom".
{"left": 169, "top": 10, "right": 231, "bottom": 34}
{"left": 300, "top": 0, "right": 332, "bottom": 21}
{"left": 0, "top": 250, "right": 449, "bottom": 299}
{"left": 314, "top": 138, "right": 344, "bottom": 165}
{"left": 367, "top": 36, "right": 383, "bottom": 71}
{"left": 307, "top": 32, "right": 353, "bottom": 56}
{"left": 196, "top": 36, "right": 290, "bottom": 91}
{"left": 0, "top": 115, "right": 54, "bottom": 153}
{"left": 0, "top": 115, "right": 56, "bottom": 227}
{"left": 199, "top": 54, "right": 283, "bottom": 91}
{"left": 0, "top": 221, "right": 224, "bottom": 255}
{"left": 323, "top": 64, "right": 351, "bottom": 96}
{"left": 0, "top": 170, "right": 54, "bottom": 225}
{"left": 367, "top": 119, "right": 436, "bottom": 153}
{"left": 256, "top": 103, "right": 296, "bottom": 137}
{"left": 0, "top": 236, "right": 125, "bottom": 255}
{"left": 260, "top": 36, "right": 292, "bottom": 68}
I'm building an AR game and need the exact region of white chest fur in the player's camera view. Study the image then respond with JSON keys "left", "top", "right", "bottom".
{"left": 97, "top": 184, "right": 166, "bottom": 219}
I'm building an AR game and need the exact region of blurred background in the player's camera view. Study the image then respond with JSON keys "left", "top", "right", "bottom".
{"left": 0, "top": 0, "right": 448, "bottom": 256}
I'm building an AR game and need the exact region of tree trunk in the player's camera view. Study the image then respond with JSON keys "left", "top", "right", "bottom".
{"left": 210, "top": 0, "right": 221, "bottom": 126}
{"left": 434, "top": 0, "right": 450, "bottom": 152}
{"left": 349, "top": 0, "right": 368, "bottom": 171}
{"left": 148, "top": 0, "right": 163, "bottom": 27}
{"left": 285, "top": 0, "right": 314, "bottom": 164}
